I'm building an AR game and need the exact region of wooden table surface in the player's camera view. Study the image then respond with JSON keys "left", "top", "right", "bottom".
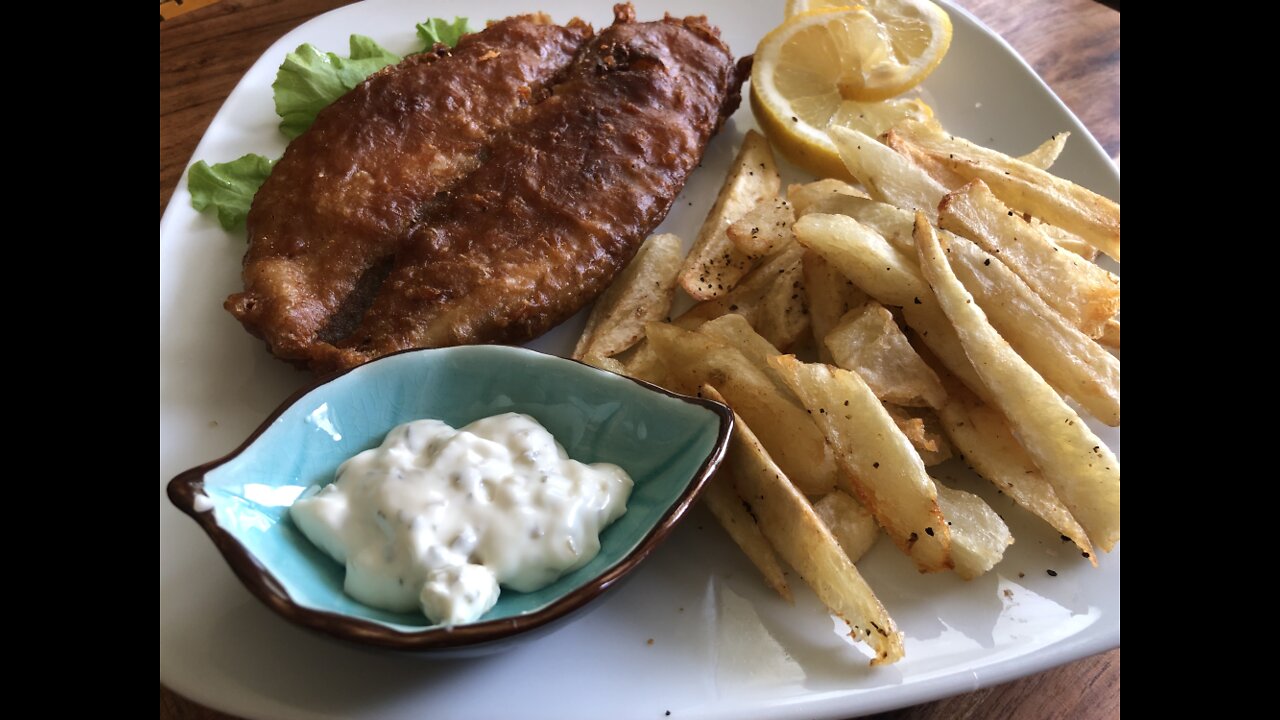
{"left": 159, "top": 1, "right": 1119, "bottom": 717}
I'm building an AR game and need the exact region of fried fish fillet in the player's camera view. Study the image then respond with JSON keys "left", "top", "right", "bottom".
{"left": 312, "top": 7, "right": 745, "bottom": 371}
{"left": 227, "top": 14, "right": 594, "bottom": 363}
{"left": 228, "top": 5, "right": 745, "bottom": 373}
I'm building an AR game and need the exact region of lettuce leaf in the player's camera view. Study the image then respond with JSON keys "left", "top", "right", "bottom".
{"left": 187, "top": 154, "right": 276, "bottom": 231}
{"left": 272, "top": 35, "right": 401, "bottom": 139}
{"left": 416, "top": 17, "right": 472, "bottom": 49}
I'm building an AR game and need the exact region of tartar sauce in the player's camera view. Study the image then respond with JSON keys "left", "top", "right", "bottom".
{"left": 290, "top": 412, "right": 633, "bottom": 626}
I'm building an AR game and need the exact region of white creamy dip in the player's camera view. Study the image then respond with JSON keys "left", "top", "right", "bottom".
{"left": 290, "top": 412, "right": 633, "bottom": 626}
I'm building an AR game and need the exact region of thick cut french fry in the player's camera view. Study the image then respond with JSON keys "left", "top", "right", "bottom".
{"left": 675, "top": 244, "right": 810, "bottom": 350}
{"left": 932, "top": 367, "right": 1095, "bottom": 562}
{"left": 615, "top": 339, "right": 669, "bottom": 386}
{"left": 793, "top": 213, "right": 927, "bottom": 308}
{"left": 803, "top": 250, "right": 869, "bottom": 363}
{"left": 934, "top": 482, "right": 1012, "bottom": 580}
{"left": 813, "top": 490, "right": 880, "bottom": 563}
{"left": 1034, "top": 220, "right": 1098, "bottom": 260}
{"left": 573, "top": 233, "right": 683, "bottom": 360}
{"left": 679, "top": 131, "right": 782, "bottom": 300}
{"left": 754, "top": 255, "right": 811, "bottom": 351}
{"left": 1017, "top": 131, "right": 1070, "bottom": 170}
{"left": 727, "top": 197, "right": 795, "bottom": 259}
{"left": 647, "top": 323, "right": 839, "bottom": 495}
{"left": 825, "top": 302, "right": 947, "bottom": 408}
{"left": 913, "top": 215, "right": 1120, "bottom": 552}
{"left": 769, "top": 355, "right": 953, "bottom": 573}
{"left": 797, "top": 187, "right": 899, "bottom": 223}
{"left": 829, "top": 126, "right": 947, "bottom": 222}
{"left": 814, "top": 198, "right": 1119, "bottom": 425}
{"left": 791, "top": 204, "right": 990, "bottom": 405}
{"left": 702, "top": 470, "right": 793, "bottom": 602}
{"left": 898, "top": 121, "right": 1120, "bottom": 262}
{"left": 938, "top": 180, "right": 1119, "bottom": 338}
{"left": 903, "top": 304, "right": 990, "bottom": 403}
{"left": 882, "top": 128, "right": 968, "bottom": 188}
{"left": 696, "top": 314, "right": 792, "bottom": 397}
{"left": 697, "top": 318, "right": 935, "bottom": 480}
{"left": 705, "top": 385, "right": 904, "bottom": 665}
{"left": 820, "top": 137, "right": 1098, "bottom": 264}
{"left": 944, "top": 235, "right": 1120, "bottom": 426}
{"left": 787, "top": 178, "right": 869, "bottom": 215}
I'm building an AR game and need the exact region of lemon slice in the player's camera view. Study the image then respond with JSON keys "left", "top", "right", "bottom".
{"left": 752, "top": 2, "right": 950, "bottom": 178}
{"left": 762, "top": 3, "right": 952, "bottom": 103}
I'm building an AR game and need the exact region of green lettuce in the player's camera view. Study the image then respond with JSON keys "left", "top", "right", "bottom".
{"left": 189, "top": 18, "right": 471, "bottom": 230}
{"left": 272, "top": 35, "right": 401, "bottom": 139}
{"left": 416, "top": 17, "right": 472, "bottom": 49}
{"left": 187, "top": 154, "right": 276, "bottom": 231}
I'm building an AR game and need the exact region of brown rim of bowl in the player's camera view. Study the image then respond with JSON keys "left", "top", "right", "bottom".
{"left": 166, "top": 345, "right": 734, "bottom": 650}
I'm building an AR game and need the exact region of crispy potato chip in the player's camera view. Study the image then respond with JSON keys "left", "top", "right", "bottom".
{"left": 803, "top": 250, "right": 869, "bottom": 363}
{"left": 679, "top": 130, "right": 782, "bottom": 300}
{"left": 704, "top": 385, "right": 903, "bottom": 665}
{"left": 898, "top": 120, "right": 1119, "bottom": 262}
{"left": 727, "top": 197, "right": 796, "bottom": 259}
{"left": 931, "top": 366, "right": 1094, "bottom": 562}
{"left": 787, "top": 178, "right": 869, "bottom": 215}
{"left": 646, "top": 323, "right": 839, "bottom": 495}
{"left": 885, "top": 403, "right": 953, "bottom": 466}
{"left": 769, "top": 355, "right": 953, "bottom": 573}
{"left": 813, "top": 490, "right": 881, "bottom": 563}
{"left": 829, "top": 125, "right": 947, "bottom": 222}
{"left": 913, "top": 215, "right": 1119, "bottom": 552}
{"left": 1017, "top": 131, "right": 1070, "bottom": 170}
{"left": 702, "top": 469, "right": 793, "bottom": 602}
{"left": 934, "top": 481, "right": 1012, "bottom": 580}
{"left": 793, "top": 213, "right": 927, "bottom": 308}
{"left": 573, "top": 233, "right": 683, "bottom": 360}
{"left": 825, "top": 301, "right": 947, "bottom": 408}
{"left": 938, "top": 180, "right": 1119, "bottom": 338}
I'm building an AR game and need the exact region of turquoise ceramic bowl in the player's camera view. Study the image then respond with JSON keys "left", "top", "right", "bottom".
{"left": 168, "top": 346, "right": 732, "bottom": 651}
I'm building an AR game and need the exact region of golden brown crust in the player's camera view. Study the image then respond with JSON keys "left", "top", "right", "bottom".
{"left": 229, "top": 6, "right": 744, "bottom": 373}
{"left": 227, "top": 15, "right": 594, "bottom": 362}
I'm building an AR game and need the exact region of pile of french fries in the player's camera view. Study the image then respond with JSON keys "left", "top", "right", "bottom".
{"left": 573, "top": 120, "right": 1119, "bottom": 666}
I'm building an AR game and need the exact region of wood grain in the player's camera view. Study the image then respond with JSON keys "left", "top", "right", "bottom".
{"left": 158, "top": 1, "right": 1119, "bottom": 718}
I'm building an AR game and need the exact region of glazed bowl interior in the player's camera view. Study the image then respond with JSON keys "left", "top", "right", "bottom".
{"left": 168, "top": 345, "right": 731, "bottom": 649}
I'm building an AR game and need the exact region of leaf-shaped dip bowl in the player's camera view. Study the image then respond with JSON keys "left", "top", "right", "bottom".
{"left": 168, "top": 345, "right": 732, "bottom": 652}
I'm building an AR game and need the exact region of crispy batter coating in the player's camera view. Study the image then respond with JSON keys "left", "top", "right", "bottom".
{"left": 228, "top": 15, "right": 593, "bottom": 362}
{"left": 228, "top": 6, "right": 744, "bottom": 372}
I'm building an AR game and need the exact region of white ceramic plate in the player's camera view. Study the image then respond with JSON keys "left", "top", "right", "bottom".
{"left": 159, "top": 1, "right": 1120, "bottom": 718}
